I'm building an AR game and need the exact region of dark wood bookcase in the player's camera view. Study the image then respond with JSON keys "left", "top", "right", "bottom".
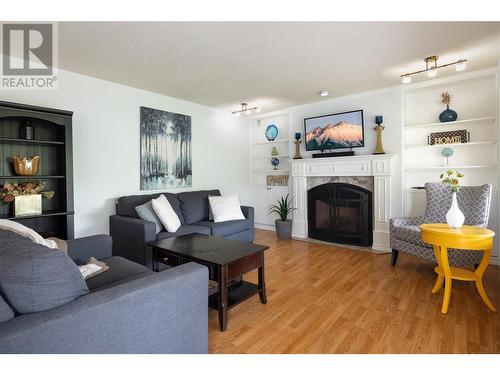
{"left": 0, "top": 101, "right": 74, "bottom": 239}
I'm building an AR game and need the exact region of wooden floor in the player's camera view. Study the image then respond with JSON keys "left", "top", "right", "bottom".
{"left": 208, "top": 229, "right": 500, "bottom": 354}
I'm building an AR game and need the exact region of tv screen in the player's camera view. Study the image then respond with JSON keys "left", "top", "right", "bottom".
{"left": 304, "top": 110, "right": 364, "bottom": 151}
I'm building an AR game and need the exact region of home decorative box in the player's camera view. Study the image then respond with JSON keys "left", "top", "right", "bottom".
{"left": 14, "top": 194, "right": 42, "bottom": 216}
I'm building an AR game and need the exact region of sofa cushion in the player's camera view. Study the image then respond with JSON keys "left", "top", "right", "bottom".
{"left": 208, "top": 194, "right": 245, "bottom": 223}
{"left": 393, "top": 225, "right": 430, "bottom": 248}
{"left": 197, "top": 218, "right": 252, "bottom": 238}
{"left": 156, "top": 224, "right": 211, "bottom": 241}
{"left": 86, "top": 256, "right": 152, "bottom": 292}
{"left": 135, "top": 200, "right": 164, "bottom": 233}
{"left": 116, "top": 193, "right": 185, "bottom": 224}
{"left": 152, "top": 195, "right": 181, "bottom": 232}
{"left": 0, "top": 294, "right": 14, "bottom": 323}
{"left": 178, "top": 190, "right": 221, "bottom": 224}
{"left": 0, "top": 239, "right": 89, "bottom": 314}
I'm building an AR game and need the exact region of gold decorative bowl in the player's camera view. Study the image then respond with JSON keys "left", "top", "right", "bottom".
{"left": 12, "top": 156, "right": 40, "bottom": 176}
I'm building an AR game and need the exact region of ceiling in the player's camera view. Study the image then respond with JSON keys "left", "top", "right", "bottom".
{"left": 58, "top": 22, "right": 500, "bottom": 113}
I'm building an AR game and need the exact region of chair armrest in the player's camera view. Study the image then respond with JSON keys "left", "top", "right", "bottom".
{"left": 67, "top": 235, "right": 112, "bottom": 264}
{"left": 241, "top": 206, "right": 254, "bottom": 221}
{"left": 390, "top": 216, "right": 426, "bottom": 228}
{"left": 0, "top": 262, "right": 208, "bottom": 354}
{"left": 109, "top": 215, "right": 156, "bottom": 267}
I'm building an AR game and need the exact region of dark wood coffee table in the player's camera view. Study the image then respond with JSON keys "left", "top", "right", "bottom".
{"left": 149, "top": 233, "right": 269, "bottom": 331}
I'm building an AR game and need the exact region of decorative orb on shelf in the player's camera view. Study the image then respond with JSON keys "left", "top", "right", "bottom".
{"left": 265, "top": 124, "right": 279, "bottom": 141}
{"left": 441, "top": 147, "right": 454, "bottom": 165}
{"left": 271, "top": 157, "right": 280, "bottom": 170}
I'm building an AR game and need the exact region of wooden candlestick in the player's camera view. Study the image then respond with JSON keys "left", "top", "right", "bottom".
{"left": 373, "top": 124, "right": 386, "bottom": 154}
{"left": 294, "top": 139, "right": 303, "bottom": 159}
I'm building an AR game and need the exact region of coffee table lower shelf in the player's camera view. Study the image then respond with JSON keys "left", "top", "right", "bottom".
{"left": 208, "top": 281, "right": 259, "bottom": 310}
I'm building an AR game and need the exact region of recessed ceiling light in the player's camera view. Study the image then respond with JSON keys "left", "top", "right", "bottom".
{"left": 319, "top": 91, "right": 329, "bottom": 97}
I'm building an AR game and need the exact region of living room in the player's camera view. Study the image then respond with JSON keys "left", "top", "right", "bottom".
{"left": 1, "top": 1, "right": 499, "bottom": 373}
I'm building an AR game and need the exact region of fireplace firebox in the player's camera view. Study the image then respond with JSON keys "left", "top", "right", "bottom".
{"left": 307, "top": 183, "right": 372, "bottom": 246}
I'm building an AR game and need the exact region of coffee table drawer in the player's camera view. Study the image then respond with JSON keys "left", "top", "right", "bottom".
{"left": 157, "top": 252, "right": 181, "bottom": 267}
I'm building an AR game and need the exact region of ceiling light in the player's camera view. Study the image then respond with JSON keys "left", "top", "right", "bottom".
{"left": 255, "top": 107, "right": 261, "bottom": 113}
{"left": 400, "top": 55, "right": 467, "bottom": 82}
{"left": 319, "top": 91, "right": 329, "bottom": 97}
{"left": 232, "top": 102, "right": 259, "bottom": 116}
{"left": 427, "top": 67, "right": 437, "bottom": 78}
{"left": 455, "top": 60, "right": 467, "bottom": 71}
{"left": 402, "top": 75, "right": 412, "bottom": 84}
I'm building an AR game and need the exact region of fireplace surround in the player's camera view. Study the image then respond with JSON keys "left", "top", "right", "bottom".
{"left": 290, "top": 154, "right": 394, "bottom": 252}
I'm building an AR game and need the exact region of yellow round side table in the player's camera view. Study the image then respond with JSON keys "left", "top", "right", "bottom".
{"left": 420, "top": 223, "right": 496, "bottom": 314}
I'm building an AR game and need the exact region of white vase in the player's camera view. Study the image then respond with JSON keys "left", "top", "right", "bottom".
{"left": 446, "top": 192, "right": 465, "bottom": 229}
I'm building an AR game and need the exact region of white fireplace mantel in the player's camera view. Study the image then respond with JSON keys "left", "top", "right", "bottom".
{"left": 290, "top": 154, "right": 394, "bottom": 252}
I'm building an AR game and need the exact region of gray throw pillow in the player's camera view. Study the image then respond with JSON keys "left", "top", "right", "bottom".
{"left": 0, "top": 294, "right": 14, "bottom": 323}
{"left": 135, "top": 200, "right": 164, "bottom": 233}
{"left": 0, "top": 239, "right": 89, "bottom": 314}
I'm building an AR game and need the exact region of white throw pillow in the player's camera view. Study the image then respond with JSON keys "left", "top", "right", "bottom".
{"left": 151, "top": 195, "right": 181, "bottom": 232}
{"left": 208, "top": 194, "right": 245, "bottom": 223}
{"left": 0, "top": 219, "right": 58, "bottom": 249}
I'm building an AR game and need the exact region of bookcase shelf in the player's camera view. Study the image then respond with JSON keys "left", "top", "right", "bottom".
{"left": 0, "top": 101, "right": 74, "bottom": 239}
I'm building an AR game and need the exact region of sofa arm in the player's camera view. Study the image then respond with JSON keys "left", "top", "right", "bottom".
{"left": 109, "top": 215, "right": 156, "bottom": 268}
{"left": 0, "top": 262, "right": 208, "bottom": 354}
{"left": 241, "top": 206, "right": 254, "bottom": 221}
{"left": 67, "top": 235, "right": 113, "bottom": 264}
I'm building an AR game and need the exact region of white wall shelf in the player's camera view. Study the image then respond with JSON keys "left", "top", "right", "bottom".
{"left": 405, "top": 141, "right": 496, "bottom": 150}
{"left": 251, "top": 139, "right": 289, "bottom": 145}
{"left": 405, "top": 165, "right": 497, "bottom": 171}
{"left": 252, "top": 154, "right": 290, "bottom": 158}
{"left": 405, "top": 116, "right": 495, "bottom": 129}
{"left": 253, "top": 169, "right": 290, "bottom": 173}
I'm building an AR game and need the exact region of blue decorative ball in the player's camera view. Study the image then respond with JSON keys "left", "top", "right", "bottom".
{"left": 441, "top": 147, "right": 454, "bottom": 157}
{"left": 265, "top": 124, "right": 279, "bottom": 141}
{"left": 271, "top": 157, "right": 280, "bottom": 169}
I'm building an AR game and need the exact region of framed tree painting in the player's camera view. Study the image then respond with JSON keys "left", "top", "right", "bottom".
{"left": 140, "top": 106, "right": 192, "bottom": 189}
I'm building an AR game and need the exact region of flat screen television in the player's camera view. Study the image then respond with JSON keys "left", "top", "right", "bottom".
{"left": 304, "top": 109, "right": 364, "bottom": 151}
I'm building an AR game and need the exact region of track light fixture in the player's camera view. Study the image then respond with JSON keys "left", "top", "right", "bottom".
{"left": 401, "top": 56, "right": 467, "bottom": 84}
{"left": 232, "top": 103, "right": 260, "bottom": 116}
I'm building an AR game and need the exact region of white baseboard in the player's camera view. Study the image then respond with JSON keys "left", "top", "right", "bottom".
{"left": 254, "top": 223, "right": 274, "bottom": 231}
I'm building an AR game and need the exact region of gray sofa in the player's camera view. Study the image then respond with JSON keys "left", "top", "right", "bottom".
{"left": 110, "top": 189, "right": 254, "bottom": 268}
{"left": 0, "top": 229, "right": 208, "bottom": 354}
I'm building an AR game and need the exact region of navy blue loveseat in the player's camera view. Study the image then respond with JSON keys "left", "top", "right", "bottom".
{"left": 109, "top": 190, "right": 254, "bottom": 269}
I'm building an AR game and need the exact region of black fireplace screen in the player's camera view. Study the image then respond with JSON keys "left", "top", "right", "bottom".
{"left": 307, "top": 183, "right": 372, "bottom": 246}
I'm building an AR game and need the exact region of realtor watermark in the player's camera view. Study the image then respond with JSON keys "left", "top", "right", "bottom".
{"left": 1, "top": 22, "right": 58, "bottom": 89}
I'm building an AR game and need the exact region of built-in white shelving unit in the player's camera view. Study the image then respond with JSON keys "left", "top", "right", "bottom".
{"left": 402, "top": 69, "right": 499, "bottom": 263}
{"left": 251, "top": 139, "right": 289, "bottom": 145}
{"left": 249, "top": 112, "right": 291, "bottom": 229}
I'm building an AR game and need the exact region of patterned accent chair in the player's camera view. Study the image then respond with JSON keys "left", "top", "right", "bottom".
{"left": 390, "top": 182, "right": 492, "bottom": 268}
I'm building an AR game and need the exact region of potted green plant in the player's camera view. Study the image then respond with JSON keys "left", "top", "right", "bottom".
{"left": 267, "top": 194, "right": 296, "bottom": 239}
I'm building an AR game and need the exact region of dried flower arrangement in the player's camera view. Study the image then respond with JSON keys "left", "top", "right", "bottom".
{"left": 0, "top": 181, "right": 54, "bottom": 204}
{"left": 440, "top": 169, "right": 464, "bottom": 193}
{"left": 438, "top": 91, "right": 452, "bottom": 107}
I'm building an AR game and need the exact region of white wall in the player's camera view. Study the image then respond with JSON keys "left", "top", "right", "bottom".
{"left": 285, "top": 87, "right": 404, "bottom": 217}
{"left": 1, "top": 68, "right": 250, "bottom": 237}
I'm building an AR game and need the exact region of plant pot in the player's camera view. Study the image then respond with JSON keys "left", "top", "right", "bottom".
{"left": 14, "top": 194, "right": 42, "bottom": 216}
{"left": 275, "top": 219, "right": 293, "bottom": 239}
{"left": 446, "top": 192, "right": 465, "bottom": 229}
{"left": 439, "top": 105, "right": 458, "bottom": 123}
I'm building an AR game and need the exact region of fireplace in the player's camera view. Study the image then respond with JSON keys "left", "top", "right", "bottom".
{"left": 307, "top": 183, "right": 373, "bottom": 246}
